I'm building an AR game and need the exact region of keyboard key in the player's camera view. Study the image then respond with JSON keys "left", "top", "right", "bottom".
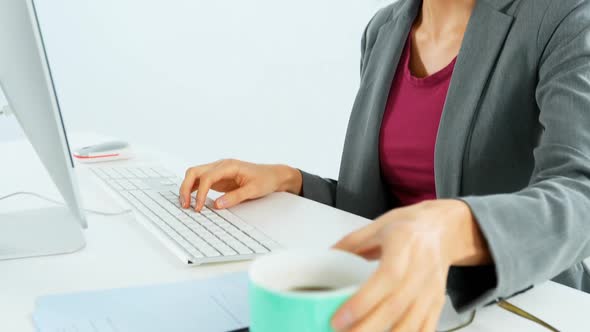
{"left": 156, "top": 179, "right": 175, "bottom": 186}
{"left": 186, "top": 221, "right": 203, "bottom": 230}
{"left": 231, "top": 242, "right": 254, "bottom": 255}
{"left": 207, "top": 214, "right": 226, "bottom": 224}
{"left": 215, "top": 242, "right": 233, "bottom": 250}
{"left": 201, "top": 232, "right": 217, "bottom": 240}
{"left": 153, "top": 167, "right": 175, "bottom": 178}
{"left": 207, "top": 239, "right": 231, "bottom": 249}
{"left": 218, "top": 223, "right": 236, "bottom": 232}
{"left": 175, "top": 227, "right": 193, "bottom": 236}
{"left": 117, "top": 168, "right": 136, "bottom": 178}
{"left": 170, "top": 210, "right": 187, "bottom": 218}
{"left": 217, "top": 245, "right": 237, "bottom": 256}
{"left": 102, "top": 168, "right": 124, "bottom": 179}
{"left": 193, "top": 239, "right": 209, "bottom": 249}
{"left": 149, "top": 194, "right": 183, "bottom": 216}
{"left": 162, "top": 192, "right": 178, "bottom": 201}
{"left": 188, "top": 213, "right": 208, "bottom": 223}
{"left": 212, "top": 230, "right": 226, "bottom": 237}
{"left": 167, "top": 229, "right": 183, "bottom": 239}
{"left": 200, "top": 221, "right": 215, "bottom": 228}
{"left": 176, "top": 237, "right": 192, "bottom": 249}
{"left": 116, "top": 179, "right": 136, "bottom": 190}
{"left": 224, "top": 216, "right": 253, "bottom": 231}
{"left": 109, "top": 181, "right": 124, "bottom": 191}
{"left": 187, "top": 247, "right": 204, "bottom": 259}
{"left": 201, "top": 247, "right": 221, "bottom": 257}
{"left": 248, "top": 242, "right": 270, "bottom": 254}
{"left": 207, "top": 223, "right": 221, "bottom": 231}
{"left": 187, "top": 230, "right": 202, "bottom": 240}
{"left": 128, "top": 168, "right": 149, "bottom": 178}
{"left": 193, "top": 225, "right": 210, "bottom": 233}
{"left": 225, "top": 238, "right": 242, "bottom": 247}
{"left": 195, "top": 229, "right": 212, "bottom": 238}
{"left": 130, "top": 191, "right": 169, "bottom": 217}
{"left": 141, "top": 168, "right": 160, "bottom": 177}
{"left": 129, "top": 179, "right": 150, "bottom": 190}
{"left": 231, "top": 229, "right": 252, "bottom": 239}
{"left": 202, "top": 211, "right": 216, "bottom": 218}
{"left": 178, "top": 213, "right": 192, "bottom": 221}
{"left": 218, "top": 233, "right": 234, "bottom": 241}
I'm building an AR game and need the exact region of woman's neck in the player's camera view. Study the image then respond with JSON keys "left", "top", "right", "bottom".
{"left": 416, "top": 0, "right": 476, "bottom": 39}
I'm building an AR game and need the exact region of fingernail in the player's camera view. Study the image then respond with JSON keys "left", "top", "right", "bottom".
{"left": 180, "top": 196, "right": 185, "bottom": 208}
{"left": 216, "top": 198, "right": 226, "bottom": 209}
{"left": 332, "top": 309, "right": 353, "bottom": 331}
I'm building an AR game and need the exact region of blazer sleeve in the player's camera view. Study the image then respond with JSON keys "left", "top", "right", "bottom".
{"left": 299, "top": 170, "right": 338, "bottom": 206}
{"left": 450, "top": 0, "right": 590, "bottom": 311}
{"left": 299, "top": 8, "right": 388, "bottom": 206}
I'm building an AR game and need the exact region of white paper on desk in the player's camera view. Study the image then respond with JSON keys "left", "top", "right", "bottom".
{"left": 33, "top": 272, "right": 249, "bottom": 332}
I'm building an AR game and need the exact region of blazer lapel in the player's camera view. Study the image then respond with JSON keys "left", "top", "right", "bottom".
{"left": 337, "top": 0, "right": 420, "bottom": 218}
{"left": 360, "top": 1, "right": 420, "bottom": 91}
{"left": 434, "top": 0, "right": 514, "bottom": 198}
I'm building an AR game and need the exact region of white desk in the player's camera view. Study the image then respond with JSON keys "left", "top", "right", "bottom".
{"left": 1, "top": 133, "right": 589, "bottom": 332}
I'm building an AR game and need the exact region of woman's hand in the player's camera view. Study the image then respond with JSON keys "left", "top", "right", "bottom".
{"left": 331, "top": 200, "right": 491, "bottom": 332}
{"left": 179, "top": 159, "right": 302, "bottom": 211}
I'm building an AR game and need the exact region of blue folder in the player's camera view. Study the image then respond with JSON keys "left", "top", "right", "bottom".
{"left": 33, "top": 272, "right": 250, "bottom": 332}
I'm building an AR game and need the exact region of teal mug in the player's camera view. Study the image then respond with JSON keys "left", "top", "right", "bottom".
{"left": 248, "top": 249, "right": 375, "bottom": 332}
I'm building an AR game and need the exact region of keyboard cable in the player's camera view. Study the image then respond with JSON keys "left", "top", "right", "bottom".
{"left": 0, "top": 191, "right": 132, "bottom": 216}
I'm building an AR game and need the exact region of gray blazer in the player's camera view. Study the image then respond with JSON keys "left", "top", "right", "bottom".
{"left": 300, "top": 0, "right": 590, "bottom": 311}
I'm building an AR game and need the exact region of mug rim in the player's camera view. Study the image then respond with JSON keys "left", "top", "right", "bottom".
{"left": 249, "top": 249, "right": 372, "bottom": 298}
{"left": 250, "top": 279, "right": 360, "bottom": 299}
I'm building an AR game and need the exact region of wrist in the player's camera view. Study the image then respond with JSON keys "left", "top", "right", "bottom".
{"left": 274, "top": 165, "right": 303, "bottom": 195}
{"left": 439, "top": 199, "right": 492, "bottom": 266}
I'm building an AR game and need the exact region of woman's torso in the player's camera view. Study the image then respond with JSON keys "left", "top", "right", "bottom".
{"left": 336, "top": 0, "right": 546, "bottom": 219}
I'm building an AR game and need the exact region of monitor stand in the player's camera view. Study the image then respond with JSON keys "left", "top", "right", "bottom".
{"left": 0, "top": 207, "right": 85, "bottom": 260}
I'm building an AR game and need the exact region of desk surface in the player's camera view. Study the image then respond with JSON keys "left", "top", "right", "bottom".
{"left": 1, "top": 133, "right": 589, "bottom": 332}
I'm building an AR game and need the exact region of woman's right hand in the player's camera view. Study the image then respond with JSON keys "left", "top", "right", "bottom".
{"left": 179, "top": 159, "right": 303, "bottom": 211}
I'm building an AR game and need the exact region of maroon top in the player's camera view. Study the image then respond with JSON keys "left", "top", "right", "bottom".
{"left": 379, "top": 37, "right": 457, "bottom": 207}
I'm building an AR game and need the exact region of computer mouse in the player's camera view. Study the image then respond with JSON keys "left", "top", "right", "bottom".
{"left": 73, "top": 141, "right": 133, "bottom": 163}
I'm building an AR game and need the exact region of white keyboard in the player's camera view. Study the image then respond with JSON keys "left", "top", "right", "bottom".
{"left": 90, "top": 166, "right": 280, "bottom": 265}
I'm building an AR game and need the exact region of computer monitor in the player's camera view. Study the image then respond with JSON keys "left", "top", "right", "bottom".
{"left": 0, "top": 0, "right": 87, "bottom": 260}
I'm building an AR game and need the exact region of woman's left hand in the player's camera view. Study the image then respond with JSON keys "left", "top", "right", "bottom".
{"left": 331, "top": 199, "right": 490, "bottom": 332}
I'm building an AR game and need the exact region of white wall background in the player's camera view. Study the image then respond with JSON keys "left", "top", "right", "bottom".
{"left": 0, "top": 0, "right": 391, "bottom": 179}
